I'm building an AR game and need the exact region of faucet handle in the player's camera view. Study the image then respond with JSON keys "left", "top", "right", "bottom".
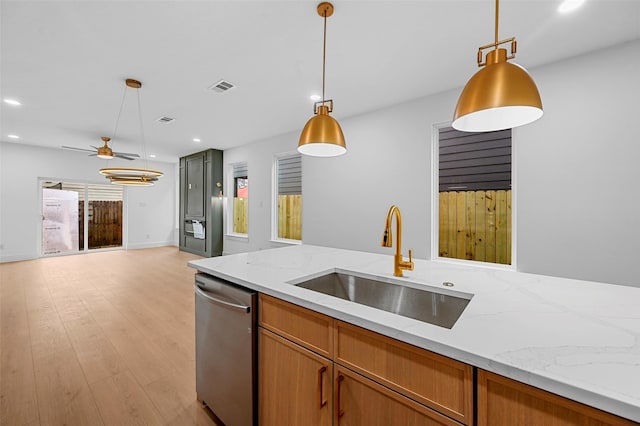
{"left": 408, "top": 249, "right": 412, "bottom": 263}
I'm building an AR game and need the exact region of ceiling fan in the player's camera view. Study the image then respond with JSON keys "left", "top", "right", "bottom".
{"left": 62, "top": 136, "right": 140, "bottom": 160}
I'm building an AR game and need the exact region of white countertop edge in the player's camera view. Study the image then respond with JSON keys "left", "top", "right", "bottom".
{"left": 189, "top": 250, "right": 640, "bottom": 423}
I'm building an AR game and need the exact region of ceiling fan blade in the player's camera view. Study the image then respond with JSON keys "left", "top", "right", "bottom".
{"left": 88, "top": 153, "right": 98, "bottom": 157}
{"left": 115, "top": 154, "right": 136, "bottom": 160}
{"left": 61, "top": 146, "right": 95, "bottom": 153}
{"left": 113, "top": 151, "right": 140, "bottom": 157}
{"left": 89, "top": 145, "right": 100, "bottom": 150}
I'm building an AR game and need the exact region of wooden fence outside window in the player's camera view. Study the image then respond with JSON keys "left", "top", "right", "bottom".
{"left": 233, "top": 198, "right": 248, "bottom": 234}
{"left": 79, "top": 200, "right": 123, "bottom": 249}
{"left": 278, "top": 195, "right": 302, "bottom": 240}
{"left": 439, "top": 190, "right": 511, "bottom": 265}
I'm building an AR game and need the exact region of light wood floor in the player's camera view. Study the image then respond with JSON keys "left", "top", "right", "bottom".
{"left": 0, "top": 247, "right": 222, "bottom": 426}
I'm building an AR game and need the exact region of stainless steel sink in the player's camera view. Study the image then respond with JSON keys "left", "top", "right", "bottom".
{"left": 293, "top": 271, "right": 471, "bottom": 329}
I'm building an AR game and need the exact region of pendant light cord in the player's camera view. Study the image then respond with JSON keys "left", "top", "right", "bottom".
{"left": 136, "top": 89, "right": 149, "bottom": 169}
{"left": 494, "top": 0, "right": 499, "bottom": 48}
{"left": 110, "top": 86, "right": 128, "bottom": 151}
{"left": 322, "top": 9, "right": 327, "bottom": 104}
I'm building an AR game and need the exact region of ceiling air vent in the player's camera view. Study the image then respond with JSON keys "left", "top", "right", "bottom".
{"left": 156, "top": 116, "right": 176, "bottom": 124}
{"left": 208, "top": 79, "right": 236, "bottom": 93}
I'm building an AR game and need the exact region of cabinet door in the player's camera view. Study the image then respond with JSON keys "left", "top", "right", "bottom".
{"left": 478, "top": 370, "right": 637, "bottom": 426}
{"left": 335, "top": 321, "right": 472, "bottom": 424}
{"left": 334, "top": 366, "right": 463, "bottom": 426}
{"left": 259, "top": 328, "right": 332, "bottom": 426}
{"left": 185, "top": 153, "right": 205, "bottom": 218}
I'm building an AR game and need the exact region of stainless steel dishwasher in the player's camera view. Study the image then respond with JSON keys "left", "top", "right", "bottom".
{"left": 195, "top": 273, "right": 257, "bottom": 426}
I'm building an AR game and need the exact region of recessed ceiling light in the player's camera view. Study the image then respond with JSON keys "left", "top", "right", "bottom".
{"left": 8, "top": 134, "right": 20, "bottom": 139}
{"left": 149, "top": 154, "right": 156, "bottom": 158}
{"left": 309, "top": 94, "right": 321, "bottom": 102}
{"left": 558, "top": 0, "right": 585, "bottom": 14}
{"left": 193, "top": 138, "right": 201, "bottom": 143}
{"left": 3, "top": 99, "right": 21, "bottom": 106}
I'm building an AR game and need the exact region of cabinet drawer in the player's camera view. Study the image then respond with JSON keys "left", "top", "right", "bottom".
{"left": 334, "top": 321, "right": 473, "bottom": 425}
{"left": 259, "top": 294, "right": 333, "bottom": 358}
{"left": 478, "top": 370, "right": 638, "bottom": 426}
{"left": 335, "top": 365, "right": 463, "bottom": 426}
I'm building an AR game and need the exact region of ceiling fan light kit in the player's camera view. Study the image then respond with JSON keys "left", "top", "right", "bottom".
{"left": 99, "top": 78, "right": 163, "bottom": 186}
{"left": 96, "top": 136, "right": 114, "bottom": 159}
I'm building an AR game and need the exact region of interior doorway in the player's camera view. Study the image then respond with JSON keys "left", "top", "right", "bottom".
{"left": 41, "top": 181, "right": 123, "bottom": 255}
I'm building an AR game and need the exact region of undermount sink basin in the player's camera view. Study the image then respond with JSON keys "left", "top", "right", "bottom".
{"left": 292, "top": 271, "right": 471, "bottom": 329}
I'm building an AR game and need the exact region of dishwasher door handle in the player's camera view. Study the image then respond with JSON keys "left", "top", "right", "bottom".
{"left": 195, "top": 285, "right": 251, "bottom": 313}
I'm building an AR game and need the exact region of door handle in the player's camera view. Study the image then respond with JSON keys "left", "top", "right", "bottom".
{"left": 318, "top": 366, "right": 328, "bottom": 408}
{"left": 336, "top": 374, "right": 345, "bottom": 419}
{"left": 195, "top": 286, "right": 250, "bottom": 313}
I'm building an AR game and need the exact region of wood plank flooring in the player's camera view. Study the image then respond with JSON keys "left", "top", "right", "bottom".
{"left": 0, "top": 247, "right": 221, "bottom": 425}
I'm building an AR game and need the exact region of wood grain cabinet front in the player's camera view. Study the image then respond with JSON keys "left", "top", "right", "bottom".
{"left": 259, "top": 294, "right": 333, "bottom": 358}
{"left": 334, "top": 365, "right": 463, "bottom": 426}
{"left": 334, "top": 321, "right": 473, "bottom": 425}
{"left": 258, "top": 328, "right": 333, "bottom": 426}
{"left": 478, "top": 370, "right": 638, "bottom": 426}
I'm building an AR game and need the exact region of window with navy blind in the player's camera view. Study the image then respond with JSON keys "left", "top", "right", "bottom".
{"left": 437, "top": 126, "right": 513, "bottom": 265}
{"left": 273, "top": 154, "right": 302, "bottom": 241}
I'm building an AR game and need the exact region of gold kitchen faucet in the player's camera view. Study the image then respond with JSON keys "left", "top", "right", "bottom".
{"left": 381, "top": 205, "right": 414, "bottom": 277}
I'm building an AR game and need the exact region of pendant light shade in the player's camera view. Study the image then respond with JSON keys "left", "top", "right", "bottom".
{"left": 453, "top": 0, "right": 542, "bottom": 132}
{"left": 298, "top": 2, "right": 346, "bottom": 157}
{"left": 298, "top": 104, "right": 346, "bottom": 157}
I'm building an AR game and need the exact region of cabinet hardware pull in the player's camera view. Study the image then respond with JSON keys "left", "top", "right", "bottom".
{"left": 318, "top": 366, "right": 328, "bottom": 408}
{"left": 336, "top": 374, "right": 345, "bottom": 419}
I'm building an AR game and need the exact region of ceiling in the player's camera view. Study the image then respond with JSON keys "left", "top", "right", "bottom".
{"left": 2, "top": 1, "right": 639, "bottom": 163}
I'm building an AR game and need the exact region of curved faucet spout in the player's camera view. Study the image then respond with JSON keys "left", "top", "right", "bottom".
{"left": 381, "top": 205, "right": 413, "bottom": 277}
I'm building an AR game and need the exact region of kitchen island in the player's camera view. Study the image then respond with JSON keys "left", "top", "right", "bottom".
{"left": 189, "top": 244, "right": 640, "bottom": 423}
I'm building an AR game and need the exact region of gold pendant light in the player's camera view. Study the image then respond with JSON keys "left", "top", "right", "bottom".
{"left": 99, "top": 79, "right": 163, "bottom": 186}
{"left": 452, "top": 0, "right": 543, "bottom": 132}
{"left": 298, "top": 2, "right": 346, "bottom": 157}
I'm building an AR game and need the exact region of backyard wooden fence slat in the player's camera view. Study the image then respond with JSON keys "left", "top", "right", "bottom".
{"left": 278, "top": 195, "right": 302, "bottom": 240}
{"left": 233, "top": 198, "right": 248, "bottom": 234}
{"left": 439, "top": 190, "right": 511, "bottom": 265}
{"left": 78, "top": 200, "right": 122, "bottom": 249}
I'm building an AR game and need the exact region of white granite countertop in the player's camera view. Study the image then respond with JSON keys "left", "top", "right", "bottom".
{"left": 188, "top": 244, "right": 640, "bottom": 422}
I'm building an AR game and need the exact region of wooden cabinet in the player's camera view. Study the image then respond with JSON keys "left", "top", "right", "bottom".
{"left": 259, "top": 295, "right": 637, "bottom": 426}
{"left": 335, "top": 321, "right": 473, "bottom": 425}
{"left": 478, "top": 370, "right": 638, "bottom": 426}
{"left": 334, "top": 365, "right": 462, "bottom": 426}
{"left": 259, "top": 328, "right": 332, "bottom": 426}
{"left": 258, "top": 295, "right": 471, "bottom": 425}
{"left": 259, "top": 294, "right": 333, "bottom": 358}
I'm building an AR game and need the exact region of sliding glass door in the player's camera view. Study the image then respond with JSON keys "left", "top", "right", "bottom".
{"left": 41, "top": 181, "right": 123, "bottom": 255}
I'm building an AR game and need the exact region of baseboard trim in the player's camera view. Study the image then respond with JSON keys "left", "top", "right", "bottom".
{"left": 0, "top": 253, "right": 37, "bottom": 263}
{"left": 126, "top": 241, "right": 177, "bottom": 250}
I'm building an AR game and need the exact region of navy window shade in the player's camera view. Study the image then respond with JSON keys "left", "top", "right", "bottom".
{"left": 439, "top": 127, "right": 511, "bottom": 192}
{"left": 277, "top": 155, "right": 302, "bottom": 196}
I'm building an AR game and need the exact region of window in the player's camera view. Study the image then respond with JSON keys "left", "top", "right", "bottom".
{"left": 273, "top": 153, "right": 302, "bottom": 242}
{"left": 435, "top": 126, "right": 512, "bottom": 265}
{"left": 230, "top": 162, "right": 248, "bottom": 235}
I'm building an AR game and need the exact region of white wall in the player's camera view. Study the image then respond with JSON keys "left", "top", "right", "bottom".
{"left": 221, "top": 133, "right": 298, "bottom": 254}
{"left": 0, "top": 142, "right": 177, "bottom": 261}
{"left": 223, "top": 39, "right": 640, "bottom": 287}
